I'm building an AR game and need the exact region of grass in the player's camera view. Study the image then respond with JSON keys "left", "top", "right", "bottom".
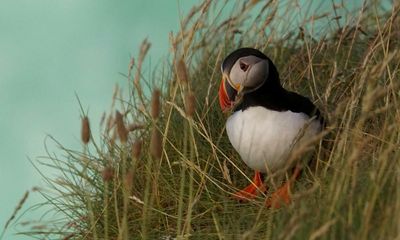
{"left": 3, "top": 0, "right": 400, "bottom": 239}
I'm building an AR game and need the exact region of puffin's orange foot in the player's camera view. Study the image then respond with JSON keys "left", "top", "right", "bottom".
{"left": 232, "top": 171, "right": 266, "bottom": 201}
{"left": 233, "top": 183, "right": 266, "bottom": 201}
{"left": 265, "top": 183, "right": 291, "bottom": 208}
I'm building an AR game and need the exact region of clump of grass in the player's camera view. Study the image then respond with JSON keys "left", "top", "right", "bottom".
{"left": 11, "top": 1, "right": 400, "bottom": 239}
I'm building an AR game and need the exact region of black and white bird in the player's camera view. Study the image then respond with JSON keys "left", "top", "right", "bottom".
{"left": 218, "top": 48, "right": 323, "bottom": 208}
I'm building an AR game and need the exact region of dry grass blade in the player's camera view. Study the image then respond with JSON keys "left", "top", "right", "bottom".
{"left": 309, "top": 219, "right": 337, "bottom": 240}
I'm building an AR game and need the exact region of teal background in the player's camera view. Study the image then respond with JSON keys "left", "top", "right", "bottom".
{"left": 0, "top": 1, "right": 196, "bottom": 238}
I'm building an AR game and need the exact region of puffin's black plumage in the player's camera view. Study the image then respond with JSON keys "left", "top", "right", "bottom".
{"left": 236, "top": 81, "right": 323, "bottom": 122}
{"left": 223, "top": 48, "right": 323, "bottom": 124}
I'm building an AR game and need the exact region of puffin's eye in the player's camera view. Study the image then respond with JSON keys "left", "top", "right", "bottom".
{"left": 239, "top": 61, "right": 249, "bottom": 72}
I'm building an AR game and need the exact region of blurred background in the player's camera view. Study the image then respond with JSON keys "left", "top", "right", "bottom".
{"left": 0, "top": 1, "right": 196, "bottom": 238}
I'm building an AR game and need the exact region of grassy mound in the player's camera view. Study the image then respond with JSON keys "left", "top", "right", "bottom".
{"left": 8, "top": 1, "right": 400, "bottom": 239}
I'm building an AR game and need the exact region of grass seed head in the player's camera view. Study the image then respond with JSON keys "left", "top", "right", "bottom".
{"left": 110, "top": 128, "right": 117, "bottom": 149}
{"left": 177, "top": 58, "right": 189, "bottom": 85}
{"left": 185, "top": 92, "right": 196, "bottom": 117}
{"left": 99, "top": 112, "right": 106, "bottom": 128}
{"left": 150, "top": 128, "right": 162, "bottom": 159}
{"left": 134, "top": 39, "right": 151, "bottom": 86}
{"left": 105, "top": 114, "right": 114, "bottom": 134}
{"left": 128, "top": 57, "right": 134, "bottom": 71}
{"left": 4, "top": 191, "right": 29, "bottom": 230}
{"left": 125, "top": 169, "right": 134, "bottom": 190}
{"left": 101, "top": 167, "right": 114, "bottom": 182}
{"left": 151, "top": 89, "right": 161, "bottom": 119}
{"left": 81, "top": 116, "right": 91, "bottom": 144}
{"left": 128, "top": 123, "right": 145, "bottom": 132}
{"left": 115, "top": 111, "right": 128, "bottom": 143}
{"left": 132, "top": 139, "right": 143, "bottom": 159}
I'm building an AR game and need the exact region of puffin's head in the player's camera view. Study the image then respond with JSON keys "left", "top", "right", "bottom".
{"left": 218, "top": 48, "right": 280, "bottom": 112}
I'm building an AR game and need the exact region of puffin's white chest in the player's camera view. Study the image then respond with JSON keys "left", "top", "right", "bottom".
{"left": 226, "top": 106, "right": 321, "bottom": 173}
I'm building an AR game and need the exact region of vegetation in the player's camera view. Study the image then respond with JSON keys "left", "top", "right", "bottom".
{"left": 4, "top": 1, "right": 400, "bottom": 239}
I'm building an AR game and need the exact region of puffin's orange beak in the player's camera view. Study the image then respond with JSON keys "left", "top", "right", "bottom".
{"left": 218, "top": 78, "right": 230, "bottom": 111}
{"left": 218, "top": 76, "right": 238, "bottom": 112}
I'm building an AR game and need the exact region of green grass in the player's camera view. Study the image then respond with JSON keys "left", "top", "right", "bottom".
{"left": 4, "top": 1, "right": 400, "bottom": 239}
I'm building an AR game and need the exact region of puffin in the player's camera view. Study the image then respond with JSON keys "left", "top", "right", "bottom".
{"left": 218, "top": 48, "right": 323, "bottom": 208}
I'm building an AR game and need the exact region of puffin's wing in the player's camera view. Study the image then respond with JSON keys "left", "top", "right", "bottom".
{"left": 285, "top": 91, "right": 324, "bottom": 124}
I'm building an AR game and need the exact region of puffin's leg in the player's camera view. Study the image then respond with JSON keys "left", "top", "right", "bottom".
{"left": 233, "top": 171, "right": 266, "bottom": 201}
{"left": 265, "top": 165, "right": 301, "bottom": 208}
